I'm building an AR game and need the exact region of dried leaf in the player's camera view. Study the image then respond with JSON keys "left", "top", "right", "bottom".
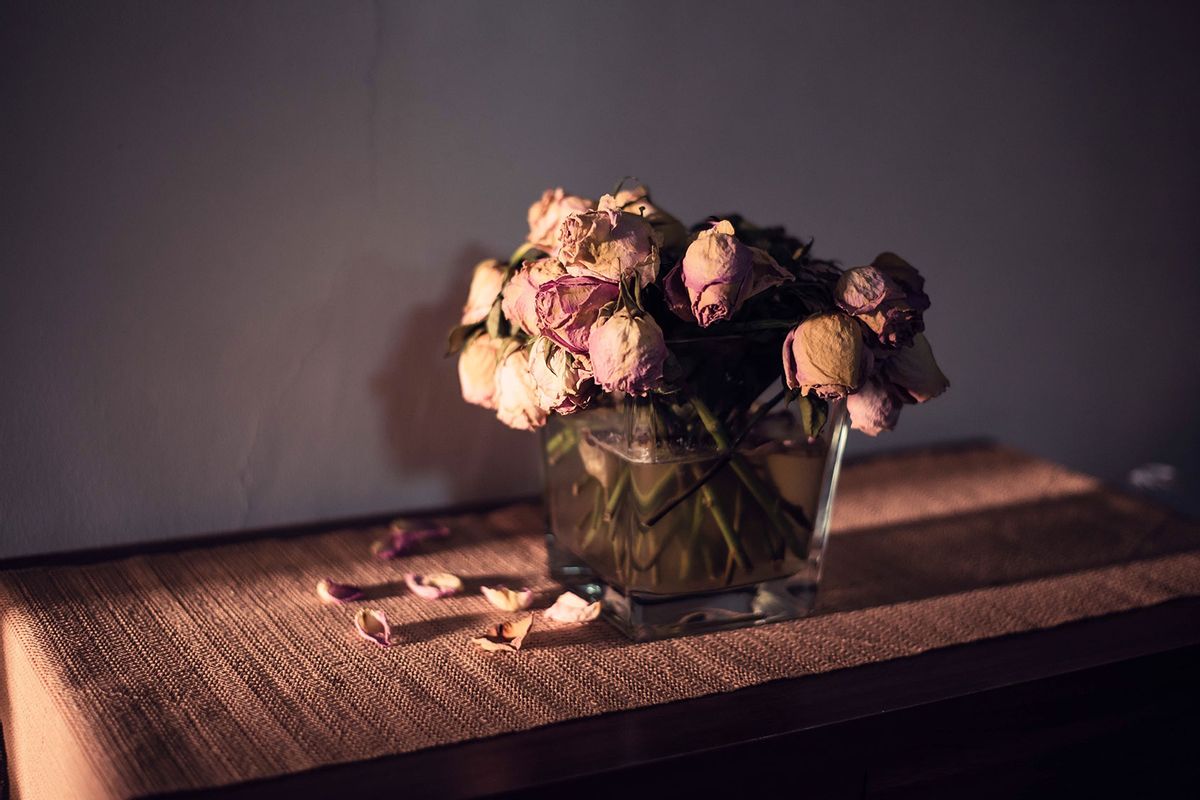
{"left": 373, "top": 519, "right": 450, "bottom": 559}
{"left": 471, "top": 614, "right": 533, "bottom": 652}
{"left": 405, "top": 572, "right": 464, "bottom": 600}
{"left": 353, "top": 609, "right": 392, "bottom": 647}
{"left": 481, "top": 585, "right": 533, "bottom": 611}
{"left": 316, "top": 578, "right": 365, "bottom": 604}
{"left": 543, "top": 591, "right": 601, "bottom": 623}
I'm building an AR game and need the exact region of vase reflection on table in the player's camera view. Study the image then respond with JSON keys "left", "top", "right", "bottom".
{"left": 543, "top": 394, "right": 848, "bottom": 640}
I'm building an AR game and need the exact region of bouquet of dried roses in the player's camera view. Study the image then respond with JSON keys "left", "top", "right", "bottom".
{"left": 449, "top": 182, "right": 948, "bottom": 638}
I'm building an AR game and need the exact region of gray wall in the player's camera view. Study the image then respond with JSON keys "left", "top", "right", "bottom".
{"left": 2, "top": 1, "right": 1198, "bottom": 559}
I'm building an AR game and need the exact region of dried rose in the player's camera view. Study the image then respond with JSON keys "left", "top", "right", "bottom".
{"left": 404, "top": 572, "right": 464, "bottom": 600}
{"left": 494, "top": 345, "right": 548, "bottom": 431}
{"left": 457, "top": 332, "right": 505, "bottom": 410}
{"left": 678, "top": 220, "right": 792, "bottom": 327}
{"left": 543, "top": 591, "right": 601, "bottom": 623}
{"left": 834, "top": 264, "right": 921, "bottom": 348}
{"left": 500, "top": 257, "right": 566, "bottom": 335}
{"left": 471, "top": 614, "right": 533, "bottom": 653}
{"left": 846, "top": 378, "right": 904, "bottom": 436}
{"left": 353, "top": 609, "right": 392, "bottom": 647}
{"left": 884, "top": 333, "right": 949, "bottom": 403}
{"left": 316, "top": 579, "right": 365, "bottom": 604}
{"left": 614, "top": 185, "right": 687, "bottom": 252}
{"left": 481, "top": 584, "right": 534, "bottom": 611}
{"left": 782, "top": 312, "right": 870, "bottom": 399}
{"left": 527, "top": 336, "right": 594, "bottom": 414}
{"left": 534, "top": 275, "right": 620, "bottom": 355}
{"left": 460, "top": 259, "right": 506, "bottom": 326}
{"left": 527, "top": 188, "right": 595, "bottom": 252}
{"left": 555, "top": 195, "right": 661, "bottom": 285}
{"left": 587, "top": 309, "right": 668, "bottom": 396}
{"left": 374, "top": 519, "right": 450, "bottom": 559}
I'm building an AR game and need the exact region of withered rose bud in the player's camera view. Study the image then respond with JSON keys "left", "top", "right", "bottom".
{"left": 527, "top": 188, "right": 595, "bottom": 252}
{"left": 846, "top": 378, "right": 903, "bottom": 436}
{"left": 834, "top": 264, "right": 919, "bottom": 348}
{"left": 884, "top": 333, "right": 949, "bottom": 403}
{"left": 782, "top": 312, "right": 870, "bottom": 399}
{"left": 614, "top": 185, "right": 687, "bottom": 252}
{"left": 460, "top": 259, "right": 506, "bottom": 325}
{"left": 500, "top": 257, "right": 566, "bottom": 335}
{"left": 494, "top": 345, "right": 547, "bottom": 431}
{"left": 534, "top": 275, "right": 619, "bottom": 355}
{"left": 555, "top": 194, "right": 661, "bottom": 285}
{"left": 457, "top": 332, "right": 505, "bottom": 410}
{"left": 587, "top": 308, "right": 668, "bottom": 396}
{"left": 527, "top": 336, "right": 594, "bottom": 414}
{"left": 679, "top": 219, "right": 792, "bottom": 327}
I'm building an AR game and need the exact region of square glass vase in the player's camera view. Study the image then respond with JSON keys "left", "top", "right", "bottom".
{"left": 541, "top": 396, "right": 848, "bottom": 641}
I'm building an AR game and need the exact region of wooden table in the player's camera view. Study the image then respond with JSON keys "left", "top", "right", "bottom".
{"left": 3, "top": 445, "right": 1197, "bottom": 800}
{"left": 153, "top": 596, "right": 1199, "bottom": 799}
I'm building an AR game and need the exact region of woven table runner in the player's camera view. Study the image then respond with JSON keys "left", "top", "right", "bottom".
{"left": 2, "top": 445, "right": 1199, "bottom": 799}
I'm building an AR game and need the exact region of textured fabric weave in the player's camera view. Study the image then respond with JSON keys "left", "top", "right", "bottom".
{"left": 1, "top": 446, "right": 1198, "bottom": 799}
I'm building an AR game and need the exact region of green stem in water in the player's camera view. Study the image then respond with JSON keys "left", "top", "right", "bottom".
{"left": 700, "top": 480, "right": 750, "bottom": 572}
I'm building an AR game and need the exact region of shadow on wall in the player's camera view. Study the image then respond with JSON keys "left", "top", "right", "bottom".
{"left": 371, "top": 246, "right": 538, "bottom": 506}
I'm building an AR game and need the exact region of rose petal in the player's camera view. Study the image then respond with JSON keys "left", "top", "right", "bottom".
{"left": 471, "top": 614, "right": 533, "bottom": 652}
{"left": 405, "top": 572, "right": 464, "bottom": 600}
{"left": 373, "top": 519, "right": 450, "bottom": 559}
{"left": 543, "top": 591, "right": 601, "bottom": 623}
{"left": 353, "top": 609, "right": 392, "bottom": 647}
{"left": 316, "top": 578, "right": 365, "bottom": 604}
{"left": 481, "top": 585, "right": 534, "bottom": 612}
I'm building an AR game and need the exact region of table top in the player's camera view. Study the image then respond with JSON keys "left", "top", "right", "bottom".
{"left": 2, "top": 443, "right": 1198, "bottom": 799}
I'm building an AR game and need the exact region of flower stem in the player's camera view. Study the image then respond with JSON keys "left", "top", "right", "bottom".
{"left": 700, "top": 480, "right": 750, "bottom": 572}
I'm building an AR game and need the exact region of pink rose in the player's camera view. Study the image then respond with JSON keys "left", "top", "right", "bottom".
{"left": 613, "top": 185, "right": 687, "bottom": 251}
{"left": 500, "top": 257, "right": 566, "bottom": 335}
{"left": 534, "top": 275, "right": 619, "bottom": 355}
{"left": 457, "top": 332, "right": 505, "bottom": 410}
{"left": 836, "top": 253, "right": 930, "bottom": 348}
{"left": 527, "top": 188, "right": 595, "bottom": 252}
{"left": 884, "top": 333, "right": 949, "bottom": 402}
{"left": 675, "top": 219, "right": 792, "bottom": 327}
{"left": 460, "top": 259, "right": 506, "bottom": 325}
{"left": 494, "top": 346, "right": 547, "bottom": 431}
{"left": 782, "top": 312, "right": 870, "bottom": 399}
{"left": 527, "top": 336, "right": 594, "bottom": 414}
{"left": 555, "top": 194, "right": 661, "bottom": 285}
{"left": 846, "top": 378, "right": 903, "bottom": 436}
{"left": 587, "top": 309, "right": 668, "bottom": 396}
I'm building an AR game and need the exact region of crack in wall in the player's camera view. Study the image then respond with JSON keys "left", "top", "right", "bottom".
{"left": 234, "top": 264, "right": 357, "bottom": 528}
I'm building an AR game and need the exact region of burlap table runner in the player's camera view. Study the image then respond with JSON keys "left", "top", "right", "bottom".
{"left": 2, "top": 445, "right": 1198, "bottom": 799}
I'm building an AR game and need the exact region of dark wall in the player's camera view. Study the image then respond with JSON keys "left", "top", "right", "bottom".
{"left": 2, "top": 0, "right": 1197, "bottom": 558}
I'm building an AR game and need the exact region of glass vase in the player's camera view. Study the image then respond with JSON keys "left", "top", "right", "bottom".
{"left": 541, "top": 394, "right": 848, "bottom": 640}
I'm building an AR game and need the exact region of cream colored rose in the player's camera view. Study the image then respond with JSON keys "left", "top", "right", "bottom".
{"left": 556, "top": 194, "right": 661, "bottom": 285}
{"left": 587, "top": 308, "right": 668, "bottom": 396}
{"left": 457, "top": 332, "right": 505, "bottom": 410}
{"left": 494, "top": 345, "right": 548, "bottom": 430}
{"left": 527, "top": 188, "right": 595, "bottom": 252}
{"left": 884, "top": 333, "right": 949, "bottom": 402}
{"left": 527, "top": 336, "right": 593, "bottom": 414}
{"left": 501, "top": 257, "right": 566, "bottom": 335}
{"left": 461, "top": 259, "right": 506, "bottom": 325}
{"left": 781, "top": 313, "right": 870, "bottom": 399}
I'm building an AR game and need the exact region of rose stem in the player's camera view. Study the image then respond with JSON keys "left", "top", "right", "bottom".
{"left": 700, "top": 480, "right": 750, "bottom": 572}
{"left": 579, "top": 481, "right": 605, "bottom": 552}
{"left": 603, "top": 467, "right": 631, "bottom": 522}
{"left": 690, "top": 394, "right": 798, "bottom": 557}
{"left": 642, "top": 388, "right": 790, "bottom": 527}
